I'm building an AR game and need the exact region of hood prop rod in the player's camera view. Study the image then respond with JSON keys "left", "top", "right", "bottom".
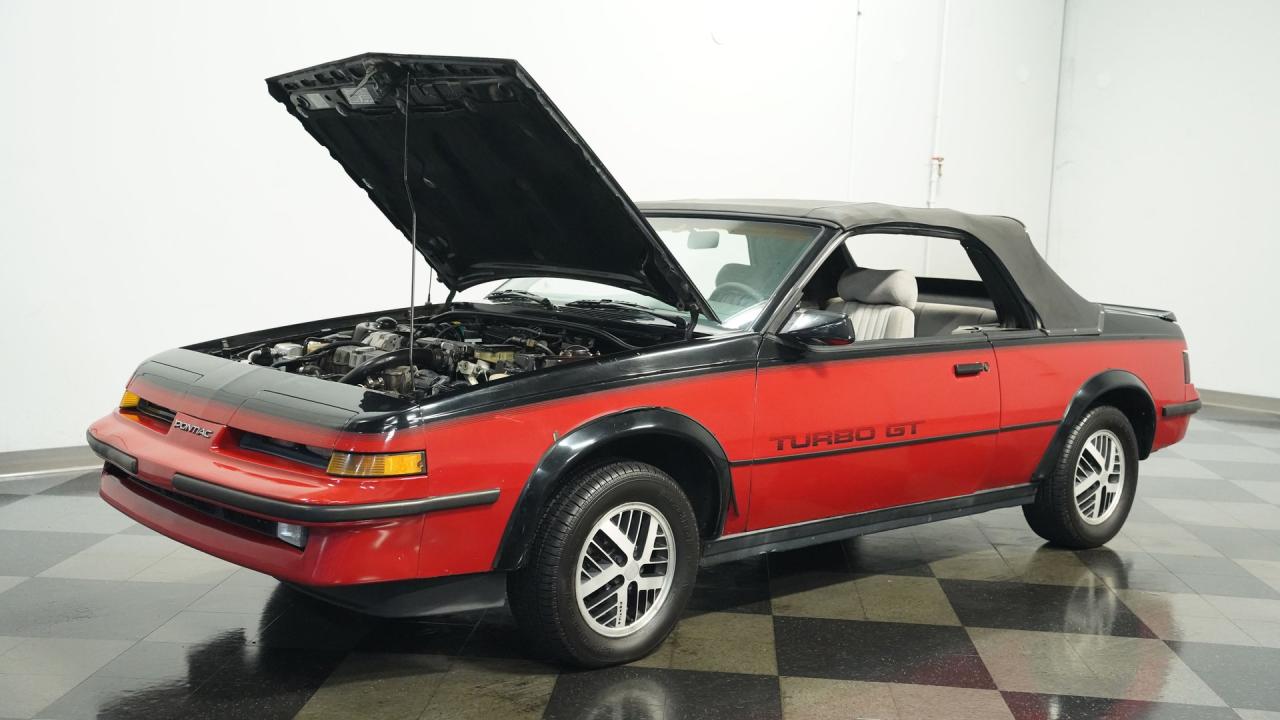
{"left": 400, "top": 75, "right": 419, "bottom": 378}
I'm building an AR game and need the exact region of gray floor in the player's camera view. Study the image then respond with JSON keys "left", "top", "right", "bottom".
{"left": 2, "top": 406, "right": 1280, "bottom": 719}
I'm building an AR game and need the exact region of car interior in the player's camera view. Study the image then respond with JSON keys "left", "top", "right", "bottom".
{"left": 710, "top": 235, "right": 1007, "bottom": 342}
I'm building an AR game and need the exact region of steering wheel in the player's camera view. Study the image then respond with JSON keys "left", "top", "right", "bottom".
{"left": 709, "top": 281, "right": 765, "bottom": 306}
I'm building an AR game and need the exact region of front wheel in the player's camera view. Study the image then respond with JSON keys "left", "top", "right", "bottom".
{"left": 507, "top": 460, "right": 700, "bottom": 667}
{"left": 1023, "top": 406, "right": 1139, "bottom": 549}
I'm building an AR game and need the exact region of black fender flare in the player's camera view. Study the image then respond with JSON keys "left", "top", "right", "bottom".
{"left": 1033, "top": 369, "right": 1155, "bottom": 482}
{"left": 492, "top": 407, "right": 734, "bottom": 571}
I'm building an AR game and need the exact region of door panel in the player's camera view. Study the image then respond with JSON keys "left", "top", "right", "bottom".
{"left": 747, "top": 338, "right": 1000, "bottom": 530}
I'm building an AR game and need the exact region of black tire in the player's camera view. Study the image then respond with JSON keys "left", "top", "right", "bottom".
{"left": 1023, "top": 406, "right": 1139, "bottom": 549}
{"left": 507, "top": 460, "right": 700, "bottom": 667}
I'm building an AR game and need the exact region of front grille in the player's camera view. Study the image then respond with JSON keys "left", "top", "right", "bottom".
{"left": 238, "top": 432, "right": 331, "bottom": 470}
{"left": 136, "top": 399, "right": 177, "bottom": 426}
{"left": 120, "top": 472, "right": 288, "bottom": 545}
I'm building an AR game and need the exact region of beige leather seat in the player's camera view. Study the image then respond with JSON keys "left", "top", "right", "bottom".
{"left": 914, "top": 302, "right": 998, "bottom": 336}
{"left": 825, "top": 268, "right": 917, "bottom": 340}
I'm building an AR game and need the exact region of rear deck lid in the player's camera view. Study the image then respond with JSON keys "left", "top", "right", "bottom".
{"left": 266, "top": 53, "right": 713, "bottom": 318}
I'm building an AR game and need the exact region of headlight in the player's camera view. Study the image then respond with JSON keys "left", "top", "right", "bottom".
{"left": 326, "top": 450, "right": 426, "bottom": 477}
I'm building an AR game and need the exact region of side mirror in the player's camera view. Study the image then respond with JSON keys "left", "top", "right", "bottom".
{"left": 780, "top": 309, "right": 856, "bottom": 346}
{"left": 687, "top": 230, "right": 720, "bottom": 249}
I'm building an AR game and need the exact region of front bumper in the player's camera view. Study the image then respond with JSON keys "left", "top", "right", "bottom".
{"left": 87, "top": 405, "right": 503, "bottom": 591}
{"left": 100, "top": 464, "right": 506, "bottom": 616}
{"left": 99, "top": 463, "right": 428, "bottom": 586}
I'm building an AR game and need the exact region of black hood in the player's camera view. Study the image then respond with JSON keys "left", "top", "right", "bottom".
{"left": 266, "top": 53, "right": 713, "bottom": 318}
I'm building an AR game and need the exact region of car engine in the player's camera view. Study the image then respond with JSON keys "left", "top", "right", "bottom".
{"left": 233, "top": 315, "right": 603, "bottom": 400}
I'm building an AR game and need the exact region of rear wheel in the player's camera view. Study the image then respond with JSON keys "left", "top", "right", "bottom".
{"left": 1023, "top": 406, "right": 1138, "bottom": 549}
{"left": 508, "top": 460, "right": 700, "bottom": 667}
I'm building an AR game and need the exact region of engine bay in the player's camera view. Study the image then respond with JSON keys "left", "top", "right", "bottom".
{"left": 210, "top": 313, "right": 620, "bottom": 401}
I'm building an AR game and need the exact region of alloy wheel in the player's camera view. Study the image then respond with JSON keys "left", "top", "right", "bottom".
{"left": 1074, "top": 428, "right": 1125, "bottom": 525}
{"left": 574, "top": 502, "right": 675, "bottom": 638}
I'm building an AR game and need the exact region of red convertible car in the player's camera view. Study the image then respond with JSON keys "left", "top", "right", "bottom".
{"left": 88, "top": 53, "right": 1200, "bottom": 667}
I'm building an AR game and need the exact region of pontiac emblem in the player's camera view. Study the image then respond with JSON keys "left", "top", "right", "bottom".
{"left": 172, "top": 419, "right": 214, "bottom": 438}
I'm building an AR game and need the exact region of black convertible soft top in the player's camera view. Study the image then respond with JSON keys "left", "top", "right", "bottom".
{"left": 638, "top": 199, "right": 1102, "bottom": 335}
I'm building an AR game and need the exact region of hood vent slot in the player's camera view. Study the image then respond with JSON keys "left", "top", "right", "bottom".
{"left": 238, "top": 432, "right": 332, "bottom": 470}
{"left": 137, "top": 399, "right": 177, "bottom": 426}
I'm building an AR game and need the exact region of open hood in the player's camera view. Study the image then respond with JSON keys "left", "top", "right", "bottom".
{"left": 266, "top": 53, "right": 713, "bottom": 319}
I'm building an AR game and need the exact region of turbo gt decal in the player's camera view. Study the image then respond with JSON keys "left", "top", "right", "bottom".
{"left": 770, "top": 421, "right": 922, "bottom": 452}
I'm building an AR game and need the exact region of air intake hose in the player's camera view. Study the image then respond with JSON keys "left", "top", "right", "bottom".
{"left": 338, "top": 347, "right": 434, "bottom": 385}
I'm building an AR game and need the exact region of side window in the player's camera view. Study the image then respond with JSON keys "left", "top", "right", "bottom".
{"left": 844, "top": 233, "right": 980, "bottom": 281}
{"left": 796, "top": 231, "right": 1024, "bottom": 342}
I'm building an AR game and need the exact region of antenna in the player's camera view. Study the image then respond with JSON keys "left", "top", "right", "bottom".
{"left": 400, "top": 74, "right": 418, "bottom": 380}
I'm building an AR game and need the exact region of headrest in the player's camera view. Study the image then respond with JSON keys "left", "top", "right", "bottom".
{"left": 715, "top": 263, "right": 756, "bottom": 287}
{"left": 837, "top": 268, "right": 918, "bottom": 309}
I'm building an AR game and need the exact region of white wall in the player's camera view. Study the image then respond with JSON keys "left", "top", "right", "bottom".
{"left": 0, "top": 0, "right": 1066, "bottom": 452}
{"left": 850, "top": 0, "right": 1064, "bottom": 278}
{"left": 1048, "top": 0, "right": 1280, "bottom": 399}
{"left": 933, "top": 0, "right": 1064, "bottom": 250}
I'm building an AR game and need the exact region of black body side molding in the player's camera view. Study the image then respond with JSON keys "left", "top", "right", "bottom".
{"left": 86, "top": 431, "right": 138, "bottom": 475}
{"left": 1163, "top": 399, "right": 1202, "bottom": 418}
{"left": 1032, "top": 369, "right": 1156, "bottom": 482}
{"left": 702, "top": 484, "right": 1036, "bottom": 566}
{"left": 172, "top": 474, "right": 499, "bottom": 523}
{"left": 492, "top": 407, "right": 734, "bottom": 571}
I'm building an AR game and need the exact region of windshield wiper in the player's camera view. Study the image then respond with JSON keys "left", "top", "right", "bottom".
{"left": 485, "top": 289, "right": 556, "bottom": 309}
{"left": 564, "top": 299, "right": 684, "bottom": 327}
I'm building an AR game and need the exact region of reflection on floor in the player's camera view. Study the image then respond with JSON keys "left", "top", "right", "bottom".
{"left": 2, "top": 406, "right": 1280, "bottom": 719}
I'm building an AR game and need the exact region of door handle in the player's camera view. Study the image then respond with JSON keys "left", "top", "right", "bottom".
{"left": 954, "top": 361, "right": 989, "bottom": 377}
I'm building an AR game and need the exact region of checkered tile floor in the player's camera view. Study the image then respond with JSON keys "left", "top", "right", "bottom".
{"left": 3, "top": 406, "right": 1280, "bottom": 719}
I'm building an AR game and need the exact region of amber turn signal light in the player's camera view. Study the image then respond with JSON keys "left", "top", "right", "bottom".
{"left": 326, "top": 451, "right": 426, "bottom": 477}
{"left": 119, "top": 390, "right": 141, "bottom": 409}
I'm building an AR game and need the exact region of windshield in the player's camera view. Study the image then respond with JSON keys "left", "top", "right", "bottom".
{"left": 465, "top": 217, "right": 821, "bottom": 329}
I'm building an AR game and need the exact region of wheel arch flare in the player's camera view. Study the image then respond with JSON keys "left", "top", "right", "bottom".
{"left": 493, "top": 407, "right": 734, "bottom": 571}
{"left": 1034, "top": 369, "right": 1157, "bottom": 483}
